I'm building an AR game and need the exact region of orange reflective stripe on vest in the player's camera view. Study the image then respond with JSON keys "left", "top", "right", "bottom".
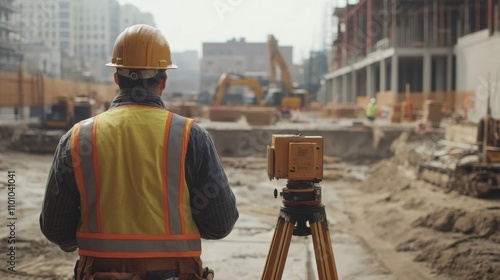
{"left": 69, "top": 105, "right": 201, "bottom": 258}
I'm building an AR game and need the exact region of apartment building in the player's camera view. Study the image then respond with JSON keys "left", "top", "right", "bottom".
{"left": 200, "top": 37, "right": 295, "bottom": 95}
{"left": 166, "top": 50, "right": 200, "bottom": 98}
{"left": 120, "top": 4, "right": 155, "bottom": 31}
{"left": 14, "top": 0, "right": 155, "bottom": 82}
{"left": 0, "top": 0, "right": 22, "bottom": 71}
{"left": 325, "top": 0, "right": 494, "bottom": 106}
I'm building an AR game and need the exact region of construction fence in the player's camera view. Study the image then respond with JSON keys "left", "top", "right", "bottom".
{"left": 0, "top": 70, "right": 118, "bottom": 108}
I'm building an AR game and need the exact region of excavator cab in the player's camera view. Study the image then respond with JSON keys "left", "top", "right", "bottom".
{"left": 43, "top": 96, "right": 73, "bottom": 129}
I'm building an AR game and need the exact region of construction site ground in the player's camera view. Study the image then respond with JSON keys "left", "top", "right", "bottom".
{"left": 0, "top": 116, "right": 499, "bottom": 280}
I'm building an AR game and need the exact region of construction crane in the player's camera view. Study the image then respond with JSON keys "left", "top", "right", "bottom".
{"left": 266, "top": 34, "right": 309, "bottom": 112}
{"left": 212, "top": 72, "right": 265, "bottom": 106}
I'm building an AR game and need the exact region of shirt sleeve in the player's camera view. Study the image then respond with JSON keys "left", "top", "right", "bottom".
{"left": 185, "top": 123, "right": 239, "bottom": 239}
{"left": 39, "top": 130, "right": 81, "bottom": 252}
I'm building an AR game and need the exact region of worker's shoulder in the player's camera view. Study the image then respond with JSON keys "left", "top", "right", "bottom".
{"left": 188, "top": 120, "right": 211, "bottom": 140}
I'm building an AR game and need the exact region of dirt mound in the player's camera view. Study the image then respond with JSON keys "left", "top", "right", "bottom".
{"left": 360, "top": 130, "right": 440, "bottom": 193}
{"left": 413, "top": 207, "right": 500, "bottom": 238}
{"left": 358, "top": 130, "right": 500, "bottom": 280}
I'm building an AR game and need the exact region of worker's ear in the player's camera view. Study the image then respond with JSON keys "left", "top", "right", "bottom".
{"left": 159, "top": 74, "right": 167, "bottom": 91}
{"left": 114, "top": 72, "right": 119, "bottom": 85}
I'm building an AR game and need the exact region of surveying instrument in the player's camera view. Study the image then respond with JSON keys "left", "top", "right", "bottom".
{"left": 261, "top": 135, "right": 339, "bottom": 280}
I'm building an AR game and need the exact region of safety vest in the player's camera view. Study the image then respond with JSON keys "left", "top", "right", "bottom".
{"left": 69, "top": 105, "right": 201, "bottom": 258}
{"left": 366, "top": 103, "right": 378, "bottom": 118}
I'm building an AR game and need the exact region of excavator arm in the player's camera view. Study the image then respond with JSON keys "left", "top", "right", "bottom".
{"left": 213, "top": 73, "right": 264, "bottom": 106}
{"left": 267, "top": 35, "right": 293, "bottom": 93}
{"left": 266, "top": 34, "right": 310, "bottom": 110}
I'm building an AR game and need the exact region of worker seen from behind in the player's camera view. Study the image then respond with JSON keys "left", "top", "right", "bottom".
{"left": 366, "top": 98, "right": 378, "bottom": 122}
{"left": 40, "top": 24, "right": 239, "bottom": 280}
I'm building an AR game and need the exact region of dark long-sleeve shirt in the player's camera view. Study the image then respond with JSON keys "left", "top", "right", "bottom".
{"left": 40, "top": 90, "right": 239, "bottom": 252}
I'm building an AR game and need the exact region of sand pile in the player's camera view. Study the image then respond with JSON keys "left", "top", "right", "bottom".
{"left": 359, "top": 131, "right": 500, "bottom": 279}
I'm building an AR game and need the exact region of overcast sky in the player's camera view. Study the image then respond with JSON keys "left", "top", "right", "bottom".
{"left": 116, "top": 0, "right": 349, "bottom": 63}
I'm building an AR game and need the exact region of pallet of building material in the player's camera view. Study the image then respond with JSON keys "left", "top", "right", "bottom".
{"left": 208, "top": 107, "right": 242, "bottom": 122}
{"left": 333, "top": 106, "right": 360, "bottom": 119}
{"left": 165, "top": 101, "right": 198, "bottom": 118}
{"left": 320, "top": 106, "right": 335, "bottom": 117}
{"left": 422, "top": 100, "right": 443, "bottom": 126}
{"left": 390, "top": 104, "right": 402, "bottom": 123}
{"left": 242, "top": 107, "right": 280, "bottom": 126}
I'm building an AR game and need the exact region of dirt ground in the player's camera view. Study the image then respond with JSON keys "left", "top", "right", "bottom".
{"left": 0, "top": 130, "right": 499, "bottom": 279}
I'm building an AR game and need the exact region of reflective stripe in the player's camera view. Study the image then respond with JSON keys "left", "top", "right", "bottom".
{"left": 162, "top": 113, "right": 174, "bottom": 235}
{"left": 179, "top": 118, "right": 194, "bottom": 234}
{"left": 92, "top": 115, "right": 103, "bottom": 232}
{"left": 77, "top": 237, "right": 201, "bottom": 253}
{"left": 167, "top": 114, "right": 185, "bottom": 235}
{"left": 78, "top": 118, "right": 99, "bottom": 233}
{"left": 71, "top": 122, "right": 89, "bottom": 232}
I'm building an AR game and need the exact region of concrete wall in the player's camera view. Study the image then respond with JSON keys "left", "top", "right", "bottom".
{"left": 455, "top": 30, "right": 500, "bottom": 122}
{"left": 205, "top": 126, "right": 409, "bottom": 161}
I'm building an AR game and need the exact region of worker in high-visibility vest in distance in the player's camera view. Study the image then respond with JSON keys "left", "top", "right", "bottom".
{"left": 366, "top": 98, "right": 378, "bottom": 122}
{"left": 40, "top": 24, "right": 239, "bottom": 280}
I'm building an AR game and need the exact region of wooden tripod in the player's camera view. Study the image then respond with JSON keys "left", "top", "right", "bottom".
{"left": 261, "top": 184, "right": 339, "bottom": 280}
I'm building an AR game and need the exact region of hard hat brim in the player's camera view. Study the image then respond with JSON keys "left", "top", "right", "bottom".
{"left": 105, "top": 63, "right": 177, "bottom": 70}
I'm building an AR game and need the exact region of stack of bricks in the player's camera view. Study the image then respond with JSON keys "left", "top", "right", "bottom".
{"left": 390, "top": 103, "right": 402, "bottom": 123}
{"left": 242, "top": 107, "right": 280, "bottom": 126}
{"left": 422, "top": 100, "right": 443, "bottom": 127}
{"left": 208, "top": 107, "right": 242, "bottom": 122}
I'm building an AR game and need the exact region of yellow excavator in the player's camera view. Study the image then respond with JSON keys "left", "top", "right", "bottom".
{"left": 12, "top": 95, "right": 94, "bottom": 153}
{"left": 265, "top": 34, "right": 309, "bottom": 112}
{"left": 212, "top": 72, "right": 265, "bottom": 106}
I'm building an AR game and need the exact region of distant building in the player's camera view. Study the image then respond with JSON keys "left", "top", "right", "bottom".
{"left": 15, "top": 0, "right": 73, "bottom": 74}
{"left": 325, "top": 1, "right": 499, "bottom": 121}
{"left": 455, "top": 30, "right": 500, "bottom": 122}
{"left": 120, "top": 4, "right": 156, "bottom": 31}
{"left": 13, "top": 0, "right": 155, "bottom": 82}
{"left": 301, "top": 50, "right": 328, "bottom": 101}
{"left": 200, "top": 37, "right": 297, "bottom": 95}
{"left": 165, "top": 50, "right": 200, "bottom": 98}
{"left": 0, "top": 0, "right": 22, "bottom": 71}
{"left": 325, "top": 1, "right": 487, "bottom": 104}
{"left": 73, "top": 0, "right": 121, "bottom": 82}
{"left": 21, "top": 39, "right": 61, "bottom": 77}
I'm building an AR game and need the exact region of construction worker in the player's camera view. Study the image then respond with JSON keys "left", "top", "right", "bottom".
{"left": 366, "top": 98, "right": 378, "bottom": 122}
{"left": 40, "top": 24, "right": 239, "bottom": 280}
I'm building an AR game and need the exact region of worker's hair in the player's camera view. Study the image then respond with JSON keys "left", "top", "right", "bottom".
{"left": 116, "top": 70, "right": 167, "bottom": 91}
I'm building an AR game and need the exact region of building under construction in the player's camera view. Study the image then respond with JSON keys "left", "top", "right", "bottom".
{"left": 325, "top": 0, "right": 500, "bottom": 121}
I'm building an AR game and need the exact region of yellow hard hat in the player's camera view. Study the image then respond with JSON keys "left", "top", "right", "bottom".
{"left": 106, "top": 24, "right": 177, "bottom": 70}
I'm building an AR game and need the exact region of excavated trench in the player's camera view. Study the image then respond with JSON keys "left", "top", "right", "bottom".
{"left": 204, "top": 124, "right": 410, "bottom": 160}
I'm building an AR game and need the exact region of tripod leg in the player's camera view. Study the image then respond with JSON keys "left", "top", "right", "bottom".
{"left": 261, "top": 216, "right": 294, "bottom": 280}
{"left": 310, "top": 220, "right": 339, "bottom": 280}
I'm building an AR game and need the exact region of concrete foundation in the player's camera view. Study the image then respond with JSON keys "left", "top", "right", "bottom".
{"left": 204, "top": 125, "right": 409, "bottom": 160}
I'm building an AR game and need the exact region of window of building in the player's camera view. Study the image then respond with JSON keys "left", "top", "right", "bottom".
{"left": 60, "top": 21, "right": 69, "bottom": 28}
{"left": 61, "top": 41, "right": 69, "bottom": 50}
{"left": 60, "top": 31, "right": 70, "bottom": 38}
{"left": 60, "top": 12, "right": 70, "bottom": 19}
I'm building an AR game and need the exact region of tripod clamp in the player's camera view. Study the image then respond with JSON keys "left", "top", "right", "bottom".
{"left": 275, "top": 180, "right": 327, "bottom": 236}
